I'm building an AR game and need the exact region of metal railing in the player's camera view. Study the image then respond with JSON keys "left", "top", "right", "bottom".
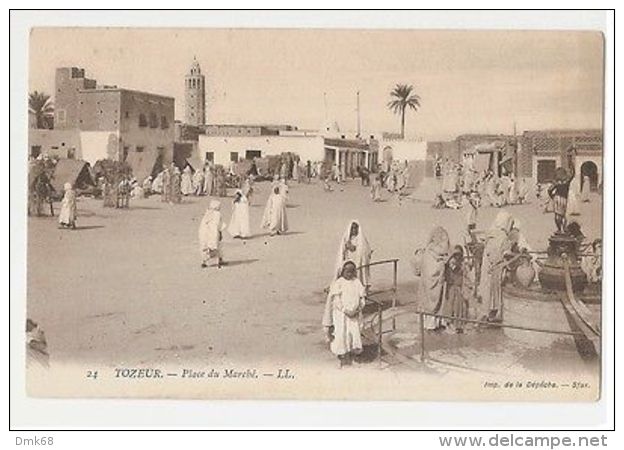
{"left": 356, "top": 258, "right": 399, "bottom": 364}
{"left": 365, "top": 261, "right": 597, "bottom": 368}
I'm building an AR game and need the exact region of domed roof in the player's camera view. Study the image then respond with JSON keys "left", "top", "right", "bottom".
{"left": 321, "top": 120, "right": 341, "bottom": 136}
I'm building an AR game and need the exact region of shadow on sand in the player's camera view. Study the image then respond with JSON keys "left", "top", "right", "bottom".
{"left": 66, "top": 225, "right": 106, "bottom": 231}
{"left": 281, "top": 230, "right": 305, "bottom": 237}
{"left": 130, "top": 205, "right": 163, "bottom": 211}
{"left": 222, "top": 258, "right": 259, "bottom": 267}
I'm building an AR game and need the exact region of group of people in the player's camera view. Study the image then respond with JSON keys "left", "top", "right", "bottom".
{"left": 147, "top": 163, "right": 230, "bottom": 203}
{"left": 414, "top": 210, "right": 533, "bottom": 333}
{"left": 197, "top": 176, "right": 290, "bottom": 268}
{"left": 322, "top": 173, "right": 601, "bottom": 367}
{"left": 320, "top": 208, "right": 527, "bottom": 366}
{"left": 435, "top": 163, "right": 530, "bottom": 211}
{"left": 481, "top": 172, "right": 530, "bottom": 208}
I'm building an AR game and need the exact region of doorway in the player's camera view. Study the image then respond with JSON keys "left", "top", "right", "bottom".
{"left": 580, "top": 161, "right": 599, "bottom": 191}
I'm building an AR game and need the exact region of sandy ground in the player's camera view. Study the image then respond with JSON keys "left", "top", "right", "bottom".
{"left": 27, "top": 179, "right": 603, "bottom": 377}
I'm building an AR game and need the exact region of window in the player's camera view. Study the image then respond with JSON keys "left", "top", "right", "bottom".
{"left": 139, "top": 113, "right": 147, "bottom": 127}
{"left": 149, "top": 113, "right": 159, "bottom": 128}
{"left": 205, "top": 152, "right": 214, "bottom": 162}
{"left": 229, "top": 152, "right": 238, "bottom": 162}
{"left": 245, "top": 150, "right": 261, "bottom": 160}
{"left": 136, "top": 146, "right": 144, "bottom": 153}
{"left": 125, "top": 111, "right": 129, "bottom": 119}
{"left": 67, "top": 148, "right": 76, "bottom": 159}
{"left": 30, "top": 146, "right": 41, "bottom": 159}
{"left": 57, "top": 109, "right": 66, "bottom": 124}
{"left": 160, "top": 116, "right": 169, "bottom": 129}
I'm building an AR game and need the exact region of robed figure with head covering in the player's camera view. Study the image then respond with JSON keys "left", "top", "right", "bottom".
{"left": 414, "top": 226, "right": 451, "bottom": 330}
{"left": 228, "top": 190, "right": 251, "bottom": 239}
{"left": 261, "top": 185, "right": 288, "bottom": 236}
{"left": 181, "top": 166, "right": 194, "bottom": 196}
{"left": 198, "top": 200, "right": 225, "bottom": 268}
{"left": 478, "top": 210, "right": 515, "bottom": 322}
{"left": 333, "top": 220, "right": 372, "bottom": 287}
{"left": 322, "top": 260, "right": 367, "bottom": 367}
{"left": 58, "top": 182, "right": 77, "bottom": 229}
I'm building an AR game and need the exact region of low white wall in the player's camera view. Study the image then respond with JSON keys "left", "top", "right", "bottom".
{"left": 198, "top": 135, "right": 325, "bottom": 166}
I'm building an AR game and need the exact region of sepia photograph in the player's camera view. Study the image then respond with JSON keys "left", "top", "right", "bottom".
{"left": 21, "top": 23, "right": 606, "bottom": 403}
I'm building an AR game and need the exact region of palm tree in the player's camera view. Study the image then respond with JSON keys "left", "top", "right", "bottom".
{"left": 28, "top": 91, "right": 54, "bottom": 129}
{"left": 387, "top": 84, "right": 421, "bottom": 139}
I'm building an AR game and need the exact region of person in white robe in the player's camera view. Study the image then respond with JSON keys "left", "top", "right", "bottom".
{"left": 142, "top": 176, "right": 152, "bottom": 197}
{"left": 516, "top": 178, "right": 529, "bottom": 204}
{"left": 507, "top": 176, "right": 518, "bottom": 205}
{"left": 130, "top": 181, "right": 144, "bottom": 199}
{"left": 242, "top": 176, "right": 254, "bottom": 205}
{"left": 261, "top": 185, "right": 288, "bottom": 236}
{"left": 203, "top": 165, "right": 214, "bottom": 196}
{"left": 151, "top": 171, "right": 164, "bottom": 194}
{"left": 292, "top": 160, "right": 300, "bottom": 183}
{"left": 279, "top": 178, "right": 289, "bottom": 203}
{"left": 181, "top": 166, "right": 194, "bottom": 196}
{"left": 332, "top": 164, "right": 341, "bottom": 183}
{"left": 333, "top": 220, "right": 373, "bottom": 288}
{"left": 581, "top": 175, "right": 591, "bottom": 203}
{"left": 228, "top": 190, "right": 251, "bottom": 239}
{"left": 370, "top": 172, "right": 382, "bottom": 202}
{"left": 566, "top": 179, "right": 581, "bottom": 217}
{"left": 58, "top": 182, "right": 77, "bottom": 229}
{"left": 322, "top": 260, "right": 367, "bottom": 367}
{"left": 192, "top": 168, "right": 205, "bottom": 196}
{"left": 198, "top": 200, "right": 225, "bottom": 268}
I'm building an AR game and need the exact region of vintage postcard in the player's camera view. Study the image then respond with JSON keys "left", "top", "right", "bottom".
{"left": 24, "top": 27, "right": 604, "bottom": 401}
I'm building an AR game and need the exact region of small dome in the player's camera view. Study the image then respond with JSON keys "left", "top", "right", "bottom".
{"left": 321, "top": 120, "right": 341, "bottom": 136}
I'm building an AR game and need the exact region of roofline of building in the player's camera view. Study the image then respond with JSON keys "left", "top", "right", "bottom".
{"left": 521, "top": 128, "right": 602, "bottom": 134}
{"left": 78, "top": 88, "right": 175, "bottom": 101}
{"left": 200, "top": 134, "right": 321, "bottom": 139}
{"left": 201, "top": 123, "right": 296, "bottom": 129}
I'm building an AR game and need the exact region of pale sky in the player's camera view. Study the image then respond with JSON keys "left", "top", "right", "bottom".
{"left": 29, "top": 28, "right": 604, "bottom": 140}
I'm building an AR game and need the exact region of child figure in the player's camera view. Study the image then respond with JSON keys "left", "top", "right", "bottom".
{"left": 445, "top": 246, "right": 467, "bottom": 333}
{"left": 322, "top": 261, "right": 366, "bottom": 367}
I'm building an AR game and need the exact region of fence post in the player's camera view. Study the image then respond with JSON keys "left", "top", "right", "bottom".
{"left": 392, "top": 259, "right": 398, "bottom": 331}
{"left": 378, "top": 303, "right": 383, "bottom": 366}
{"left": 419, "top": 312, "right": 426, "bottom": 362}
{"left": 392, "top": 259, "right": 398, "bottom": 308}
